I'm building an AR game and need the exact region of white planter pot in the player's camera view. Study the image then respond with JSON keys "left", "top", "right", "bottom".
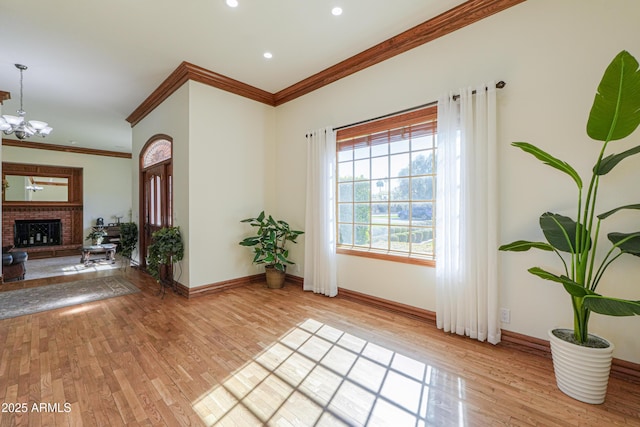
{"left": 548, "top": 329, "right": 614, "bottom": 404}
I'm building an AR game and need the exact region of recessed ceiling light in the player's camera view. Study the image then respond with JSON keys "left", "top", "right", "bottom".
{"left": 332, "top": 7, "right": 343, "bottom": 16}
{"left": 226, "top": 0, "right": 238, "bottom": 7}
{"left": 263, "top": 52, "right": 273, "bottom": 59}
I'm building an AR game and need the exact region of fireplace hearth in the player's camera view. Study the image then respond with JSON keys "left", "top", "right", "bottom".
{"left": 14, "top": 219, "right": 62, "bottom": 248}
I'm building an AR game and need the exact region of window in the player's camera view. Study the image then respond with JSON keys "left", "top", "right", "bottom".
{"left": 336, "top": 106, "right": 437, "bottom": 266}
{"left": 142, "top": 138, "right": 172, "bottom": 169}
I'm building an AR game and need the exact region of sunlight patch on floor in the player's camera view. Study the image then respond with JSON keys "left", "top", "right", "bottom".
{"left": 193, "top": 318, "right": 467, "bottom": 426}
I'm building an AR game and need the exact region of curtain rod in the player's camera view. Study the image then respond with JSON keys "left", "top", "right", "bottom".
{"left": 332, "top": 80, "right": 506, "bottom": 132}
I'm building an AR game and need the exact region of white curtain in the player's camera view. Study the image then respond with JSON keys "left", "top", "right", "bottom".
{"left": 436, "top": 83, "right": 500, "bottom": 344}
{"left": 304, "top": 127, "right": 337, "bottom": 297}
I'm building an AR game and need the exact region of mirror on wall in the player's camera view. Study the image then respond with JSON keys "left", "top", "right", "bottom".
{"left": 2, "top": 162, "right": 83, "bottom": 206}
{"left": 4, "top": 175, "right": 69, "bottom": 202}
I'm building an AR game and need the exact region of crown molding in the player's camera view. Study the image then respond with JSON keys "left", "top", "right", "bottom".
{"left": 274, "top": 0, "right": 525, "bottom": 105}
{"left": 127, "top": 0, "right": 525, "bottom": 125}
{"left": 126, "top": 62, "right": 275, "bottom": 127}
{"left": 0, "top": 91, "right": 10, "bottom": 105}
{"left": 2, "top": 138, "right": 132, "bottom": 159}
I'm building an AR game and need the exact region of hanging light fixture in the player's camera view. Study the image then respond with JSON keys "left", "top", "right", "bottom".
{"left": 0, "top": 64, "right": 52, "bottom": 139}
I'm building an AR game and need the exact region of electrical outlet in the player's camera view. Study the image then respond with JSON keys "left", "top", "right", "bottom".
{"left": 500, "top": 308, "right": 511, "bottom": 323}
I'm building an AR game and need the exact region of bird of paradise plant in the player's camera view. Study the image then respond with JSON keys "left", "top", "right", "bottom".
{"left": 500, "top": 50, "right": 640, "bottom": 345}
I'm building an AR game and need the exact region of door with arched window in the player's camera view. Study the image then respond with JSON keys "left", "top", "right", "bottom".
{"left": 140, "top": 135, "right": 173, "bottom": 271}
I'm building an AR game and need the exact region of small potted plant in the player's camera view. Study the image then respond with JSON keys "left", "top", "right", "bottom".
{"left": 499, "top": 50, "right": 640, "bottom": 404}
{"left": 86, "top": 229, "right": 107, "bottom": 245}
{"left": 119, "top": 222, "right": 138, "bottom": 267}
{"left": 239, "top": 211, "right": 304, "bottom": 288}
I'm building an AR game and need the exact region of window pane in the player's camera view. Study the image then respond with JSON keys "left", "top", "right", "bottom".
{"left": 389, "top": 178, "right": 409, "bottom": 201}
{"left": 338, "top": 148, "right": 353, "bottom": 162}
{"left": 372, "top": 203, "right": 389, "bottom": 223}
{"left": 412, "top": 227, "right": 434, "bottom": 255}
{"left": 411, "top": 176, "right": 433, "bottom": 200}
{"left": 371, "top": 156, "right": 388, "bottom": 180}
{"left": 338, "top": 203, "right": 353, "bottom": 222}
{"left": 410, "top": 202, "right": 433, "bottom": 225}
{"left": 338, "top": 182, "right": 353, "bottom": 202}
{"left": 354, "top": 182, "right": 370, "bottom": 202}
{"left": 412, "top": 134, "right": 433, "bottom": 151}
{"left": 338, "top": 161, "right": 353, "bottom": 182}
{"left": 354, "top": 204, "right": 370, "bottom": 224}
{"left": 372, "top": 179, "right": 388, "bottom": 201}
{"left": 411, "top": 151, "right": 434, "bottom": 174}
{"left": 391, "top": 203, "right": 409, "bottom": 225}
{"left": 338, "top": 224, "right": 353, "bottom": 245}
{"left": 390, "top": 153, "right": 410, "bottom": 178}
{"left": 390, "top": 225, "right": 410, "bottom": 251}
{"left": 143, "top": 139, "right": 171, "bottom": 168}
{"left": 354, "top": 146, "right": 369, "bottom": 160}
{"left": 371, "top": 143, "right": 388, "bottom": 157}
{"left": 371, "top": 225, "right": 388, "bottom": 250}
{"left": 354, "top": 159, "right": 370, "bottom": 180}
{"left": 354, "top": 225, "right": 370, "bottom": 246}
{"left": 390, "top": 139, "right": 409, "bottom": 154}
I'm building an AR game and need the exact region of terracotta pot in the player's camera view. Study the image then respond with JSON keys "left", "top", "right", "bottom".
{"left": 265, "top": 265, "right": 286, "bottom": 289}
{"left": 548, "top": 328, "right": 614, "bottom": 404}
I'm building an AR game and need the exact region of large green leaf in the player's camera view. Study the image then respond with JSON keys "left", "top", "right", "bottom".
{"left": 540, "top": 212, "right": 589, "bottom": 253}
{"left": 499, "top": 240, "right": 554, "bottom": 252}
{"left": 583, "top": 295, "right": 640, "bottom": 316}
{"left": 595, "top": 144, "right": 640, "bottom": 175}
{"left": 598, "top": 204, "right": 640, "bottom": 220}
{"left": 587, "top": 50, "right": 640, "bottom": 141}
{"left": 512, "top": 142, "right": 582, "bottom": 189}
{"left": 528, "top": 267, "right": 594, "bottom": 297}
{"left": 608, "top": 232, "right": 640, "bottom": 256}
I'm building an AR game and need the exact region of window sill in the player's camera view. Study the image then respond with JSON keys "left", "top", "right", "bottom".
{"left": 336, "top": 247, "right": 435, "bottom": 267}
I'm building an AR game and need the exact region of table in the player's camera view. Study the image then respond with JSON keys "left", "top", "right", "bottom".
{"left": 80, "top": 244, "right": 117, "bottom": 266}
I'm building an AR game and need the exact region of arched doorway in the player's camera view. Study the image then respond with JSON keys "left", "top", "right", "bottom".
{"left": 139, "top": 135, "right": 173, "bottom": 271}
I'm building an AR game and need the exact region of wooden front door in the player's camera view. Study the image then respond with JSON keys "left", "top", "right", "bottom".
{"left": 140, "top": 136, "right": 173, "bottom": 274}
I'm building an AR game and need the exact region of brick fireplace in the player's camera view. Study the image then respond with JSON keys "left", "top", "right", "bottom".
{"left": 3, "top": 206, "right": 83, "bottom": 258}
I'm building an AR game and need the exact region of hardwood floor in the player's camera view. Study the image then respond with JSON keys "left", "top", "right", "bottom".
{"left": 0, "top": 269, "right": 638, "bottom": 426}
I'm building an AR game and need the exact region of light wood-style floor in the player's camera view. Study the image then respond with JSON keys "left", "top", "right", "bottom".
{"left": 0, "top": 268, "right": 638, "bottom": 426}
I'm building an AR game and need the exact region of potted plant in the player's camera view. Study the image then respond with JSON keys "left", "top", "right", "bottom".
{"left": 119, "top": 222, "right": 138, "bottom": 267}
{"left": 239, "top": 211, "right": 304, "bottom": 289}
{"left": 499, "top": 50, "right": 640, "bottom": 404}
{"left": 147, "top": 226, "right": 184, "bottom": 292}
{"left": 86, "top": 229, "right": 107, "bottom": 245}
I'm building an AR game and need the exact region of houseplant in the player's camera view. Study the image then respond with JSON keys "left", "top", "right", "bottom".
{"left": 86, "top": 229, "right": 107, "bottom": 245}
{"left": 119, "top": 222, "right": 138, "bottom": 267}
{"left": 147, "top": 226, "right": 184, "bottom": 291}
{"left": 239, "top": 211, "right": 304, "bottom": 288}
{"left": 499, "top": 50, "right": 640, "bottom": 404}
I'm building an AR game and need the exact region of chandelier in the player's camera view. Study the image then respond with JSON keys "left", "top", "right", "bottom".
{"left": 0, "top": 64, "right": 52, "bottom": 139}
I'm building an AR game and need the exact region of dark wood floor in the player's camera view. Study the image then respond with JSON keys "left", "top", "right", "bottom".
{"left": 0, "top": 268, "right": 638, "bottom": 426}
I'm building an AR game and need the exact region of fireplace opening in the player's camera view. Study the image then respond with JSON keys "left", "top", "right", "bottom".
{"left": 14, "top": 219, "right": 62, "bottom": 248}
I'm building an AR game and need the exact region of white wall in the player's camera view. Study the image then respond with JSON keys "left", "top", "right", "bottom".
{"left": 2, "top": 145, "right": 132, "bottom": 239}
{"left": 187, "top": 82, "right": 274, "bottom": 287}
{"left": 274, "top": 0, "right": 640, "bottom": 363}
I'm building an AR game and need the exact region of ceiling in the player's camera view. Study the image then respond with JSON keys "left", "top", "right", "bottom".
{"left": 0, "top": 0, "right": 468, "bottom": 154}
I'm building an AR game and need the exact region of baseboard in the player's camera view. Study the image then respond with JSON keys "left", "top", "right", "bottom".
{"left": 337, "top": 288, "right": 436, "bottom": 323}
{"left": 337, "top": 287, "right": 640, "bottom": 383}
{"left": 173, "top": 274, "right": 264, "bottom": 298}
